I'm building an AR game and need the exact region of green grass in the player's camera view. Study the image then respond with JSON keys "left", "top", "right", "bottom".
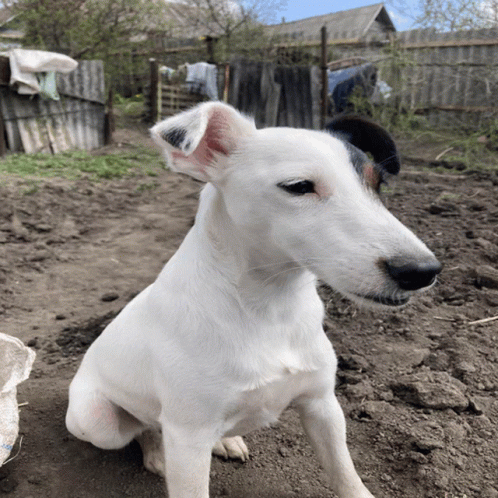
{"left": 136, "top": 180, "right": 160, "bottom": 192}
{"left": 395, "top": 126, "right": 498, "bottom": 173}
{"left": 21, "top": 180, "right": 41, "bottom": 195}
{"left": 113, "top": 93, "right": 145, "bottom": 127}
{"left": 347, "top": 90, "right": 498, "bottom": 172}
{"left": 114, "top": 93, "right": 144, "bottom": 118}
{"left": 0, "top": 146, "right": 165, "bottom": 181}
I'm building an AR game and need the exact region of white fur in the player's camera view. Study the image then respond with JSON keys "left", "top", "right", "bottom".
{"left": 66, "top": 102, "right": 438, "bottom": 498}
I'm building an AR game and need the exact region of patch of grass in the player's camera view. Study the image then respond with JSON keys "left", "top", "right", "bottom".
{"left": 347, "top": 88, "right": 498, "bottom": 172}
{"left": 113, "top": 93, "right": 145, "bottom": 127}
{"left": 136, "top": 180, "right": 160, "bottom": 192}
{"left": 21, "top": 180, "right": 40, "bottom": 195}
{"left": 438, "top": 191, "right": 461, "bottom": 201}
{"left": 442, "top": 132, "right": 498, "bottom": 171}
{"left": 114, "top": 93, "right": 145, "bottom": 118}
{"left": 412, "top": 130, "right": 498, "bottom": 172}
{"left": 396, "top": 127, "right": 498, "bottom": 172}
{"left": 0, "top": 146, "right": 165, "bottom": 181}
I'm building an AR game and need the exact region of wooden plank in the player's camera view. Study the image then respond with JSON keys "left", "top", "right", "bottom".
{"left": 161, "top": 91, "right": 202, "bottom": 102}
{"left": 161, "top": 37, "right": 365, "bottom": 54}
{"left": 283, "top": 37, "right": 363, "bottom": 49}
{"left": 282, "top": 68, "right": 294, "bottom": 127}
{"left": 150, "top": 58, "right": 159, "bottom": 124}
{"left": 275, "top": 66, "right": 287, "bottom": 127}
{"left": 415, "top": 104, "right": 498, "bottom": 113}
{"left": 260, "top": 62, "right": 281, "bottom": 128}
{"left": 158, "top": 45, "right": 202, "bottom": 54}
{"left": 411, "top": 31, "right": 424, "bottom": 108}
{"left": 402, "top": 38, "right": 498, "bottom": 49}
{"left": 105, "top": 87, "right": 114, "bottom": 145}
{"left": 310, "top": 66, "right": 321, "bottom": 130}
{"left": 320, "top": 26, "right": 327, "bottom": 129}
{"left": 161, "top": 100, "right": 201, "bottom": 109}
{"left": 247, "top": 61, "right": 262, "bottom": 125}
{"left": 0, "top": 55, "right": 10, "bottom": 85}
{"left": 327, "top": 57, "right": 366, "bottom": 70}
{"left": 301, "top": 66, "right": 312, "bottom": 129}
{"left": 0, "top": 104, "right": 5, "bottom": 156}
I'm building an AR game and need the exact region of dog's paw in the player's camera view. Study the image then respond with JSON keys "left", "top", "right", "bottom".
{"left": 212, "top": 436, "right": 249, "bottom": 462}
{"left": 136, "top": 430, "right": 165, "bottom": 478}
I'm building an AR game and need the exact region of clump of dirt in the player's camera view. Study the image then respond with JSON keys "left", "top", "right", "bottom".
{"left": 1, "top": 131, "right": 497, "bottom": 498}
{"left": 55, "top": 312, "right": 119, "bottom": 357}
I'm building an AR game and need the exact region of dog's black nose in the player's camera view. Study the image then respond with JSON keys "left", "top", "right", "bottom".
{"left": 385, "top": 258, "right": 442, "bottom": 291}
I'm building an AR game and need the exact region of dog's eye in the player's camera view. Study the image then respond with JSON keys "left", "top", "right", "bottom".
{"left": 278, "top": 180, "right": 315, "bottom": 195}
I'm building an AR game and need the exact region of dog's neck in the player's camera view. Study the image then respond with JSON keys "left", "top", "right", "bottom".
{"left": 188, "top": 184, "right": 316, "bottom": 312}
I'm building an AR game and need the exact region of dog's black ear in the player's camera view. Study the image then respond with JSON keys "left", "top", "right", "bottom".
{"left": 325, "top": 116, "right": 400, "bottom": 176}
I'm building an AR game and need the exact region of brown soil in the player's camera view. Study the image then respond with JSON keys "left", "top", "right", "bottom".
{"left": 1, "top": 127, "right": 498, "bottom": 498}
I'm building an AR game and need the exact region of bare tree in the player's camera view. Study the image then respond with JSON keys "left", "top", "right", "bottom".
{"left": 12, "top": 0, "right": 170, "bottom": 59}
{"left": 182, "top": 0, "right": 286, "bottom": 56}
{"left": 389, "top": 0, "right": 498, "bottom": 31}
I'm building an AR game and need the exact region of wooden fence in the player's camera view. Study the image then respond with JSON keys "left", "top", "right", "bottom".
{"left": 227, "top": 60, "right": 321, "bottom": 129}
{"left": 143, "top": 26, "right": 498, "bottom": 129}
{"left": 270, "top": 26, "right": 498, "bottom": 127}
{"left": 393, "top": 28, "right": 498, "bottom": 127}
{"left": 147, "top": 59, "right": 205, "bottom": 123}
{"left": 161, "top": 85, "right": 205, "bottom": 117}
{"left": 147, "top": 59, "right": 321, "bottom": 129}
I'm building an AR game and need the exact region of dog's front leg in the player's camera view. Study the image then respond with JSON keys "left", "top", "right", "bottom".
{"left": 162, "top": 426, "right": 213, "bottom": 498}
{"left": 296, "top": 391, "right": 375, "bottom": 498}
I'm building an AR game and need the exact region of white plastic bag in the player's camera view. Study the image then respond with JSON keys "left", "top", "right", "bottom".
{"left": 9, "top": 48, "right": 78, "bottom": 95}
{"left": 0, "top": 333, "right": 36, "bottom": 466}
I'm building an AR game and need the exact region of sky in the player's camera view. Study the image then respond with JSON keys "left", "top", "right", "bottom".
{"left": 274, "top": 1, "right": 416, "bottom": 32}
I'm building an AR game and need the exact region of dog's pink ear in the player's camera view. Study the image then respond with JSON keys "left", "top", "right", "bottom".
{"left": 150, "top": 102, "right": 255, "bottom": 182}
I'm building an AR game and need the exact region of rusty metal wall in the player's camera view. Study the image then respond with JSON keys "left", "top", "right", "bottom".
{"left": 0, "top": 59, "right": 105, "bottom": 153}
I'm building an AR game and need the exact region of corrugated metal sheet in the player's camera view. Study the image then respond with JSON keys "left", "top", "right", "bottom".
{"left": 0, "top": 59, "right": 105, "bottom": 153}
{"left": 57, "top": 60, "right": 105, "bottom": 104}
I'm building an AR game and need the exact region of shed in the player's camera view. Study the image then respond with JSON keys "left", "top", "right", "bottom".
{"left": 0, "top": 56, "right": 105, "bottom": 154}
{"left": 266, "top": 3, "right": 396, "bottom": 43}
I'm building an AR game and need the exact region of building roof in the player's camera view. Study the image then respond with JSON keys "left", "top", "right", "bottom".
{"left": 0, "top": 6, "right": 15, "bottom": 27}
{"left": 266, "top": 3, "right": 395, "bottom": 42}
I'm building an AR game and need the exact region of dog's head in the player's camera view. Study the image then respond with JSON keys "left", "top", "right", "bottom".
{"left": 151, "top": 102, "right": 441, "bottom": 308}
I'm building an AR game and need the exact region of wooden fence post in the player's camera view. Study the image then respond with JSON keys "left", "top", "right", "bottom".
{"left": 205, "top": 36, "right": 216, "bottom": 64}
{"left": 320, "top": 25, "right": 328, "bottom": 129}
{"left": 149, "top": 58, "right": 159, "bottom": 123}
{"left": 104, "top": 87, "right": 115, "bottom": 145}
{"left": 0, "top": 110, "right": 5, "bottom": 157}
{"left": 223, "top": 64, "right": 230, "bottom": 103}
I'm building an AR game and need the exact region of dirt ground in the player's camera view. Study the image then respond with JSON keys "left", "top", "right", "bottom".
{"left": 1, "top": 126, "right": 498, "bottom": 498}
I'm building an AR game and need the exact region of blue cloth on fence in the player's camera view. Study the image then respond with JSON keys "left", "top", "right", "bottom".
{"left": 328, "top": 63, "right": 376, "bottom": 113}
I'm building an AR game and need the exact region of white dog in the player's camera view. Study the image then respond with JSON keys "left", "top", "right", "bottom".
{"left": 66, "top": 102, "right": 441, "bottom": 498}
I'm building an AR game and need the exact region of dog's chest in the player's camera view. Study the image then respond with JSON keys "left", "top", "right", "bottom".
{"left": 222, "top": 369, "right": 317, "bottom": 437}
